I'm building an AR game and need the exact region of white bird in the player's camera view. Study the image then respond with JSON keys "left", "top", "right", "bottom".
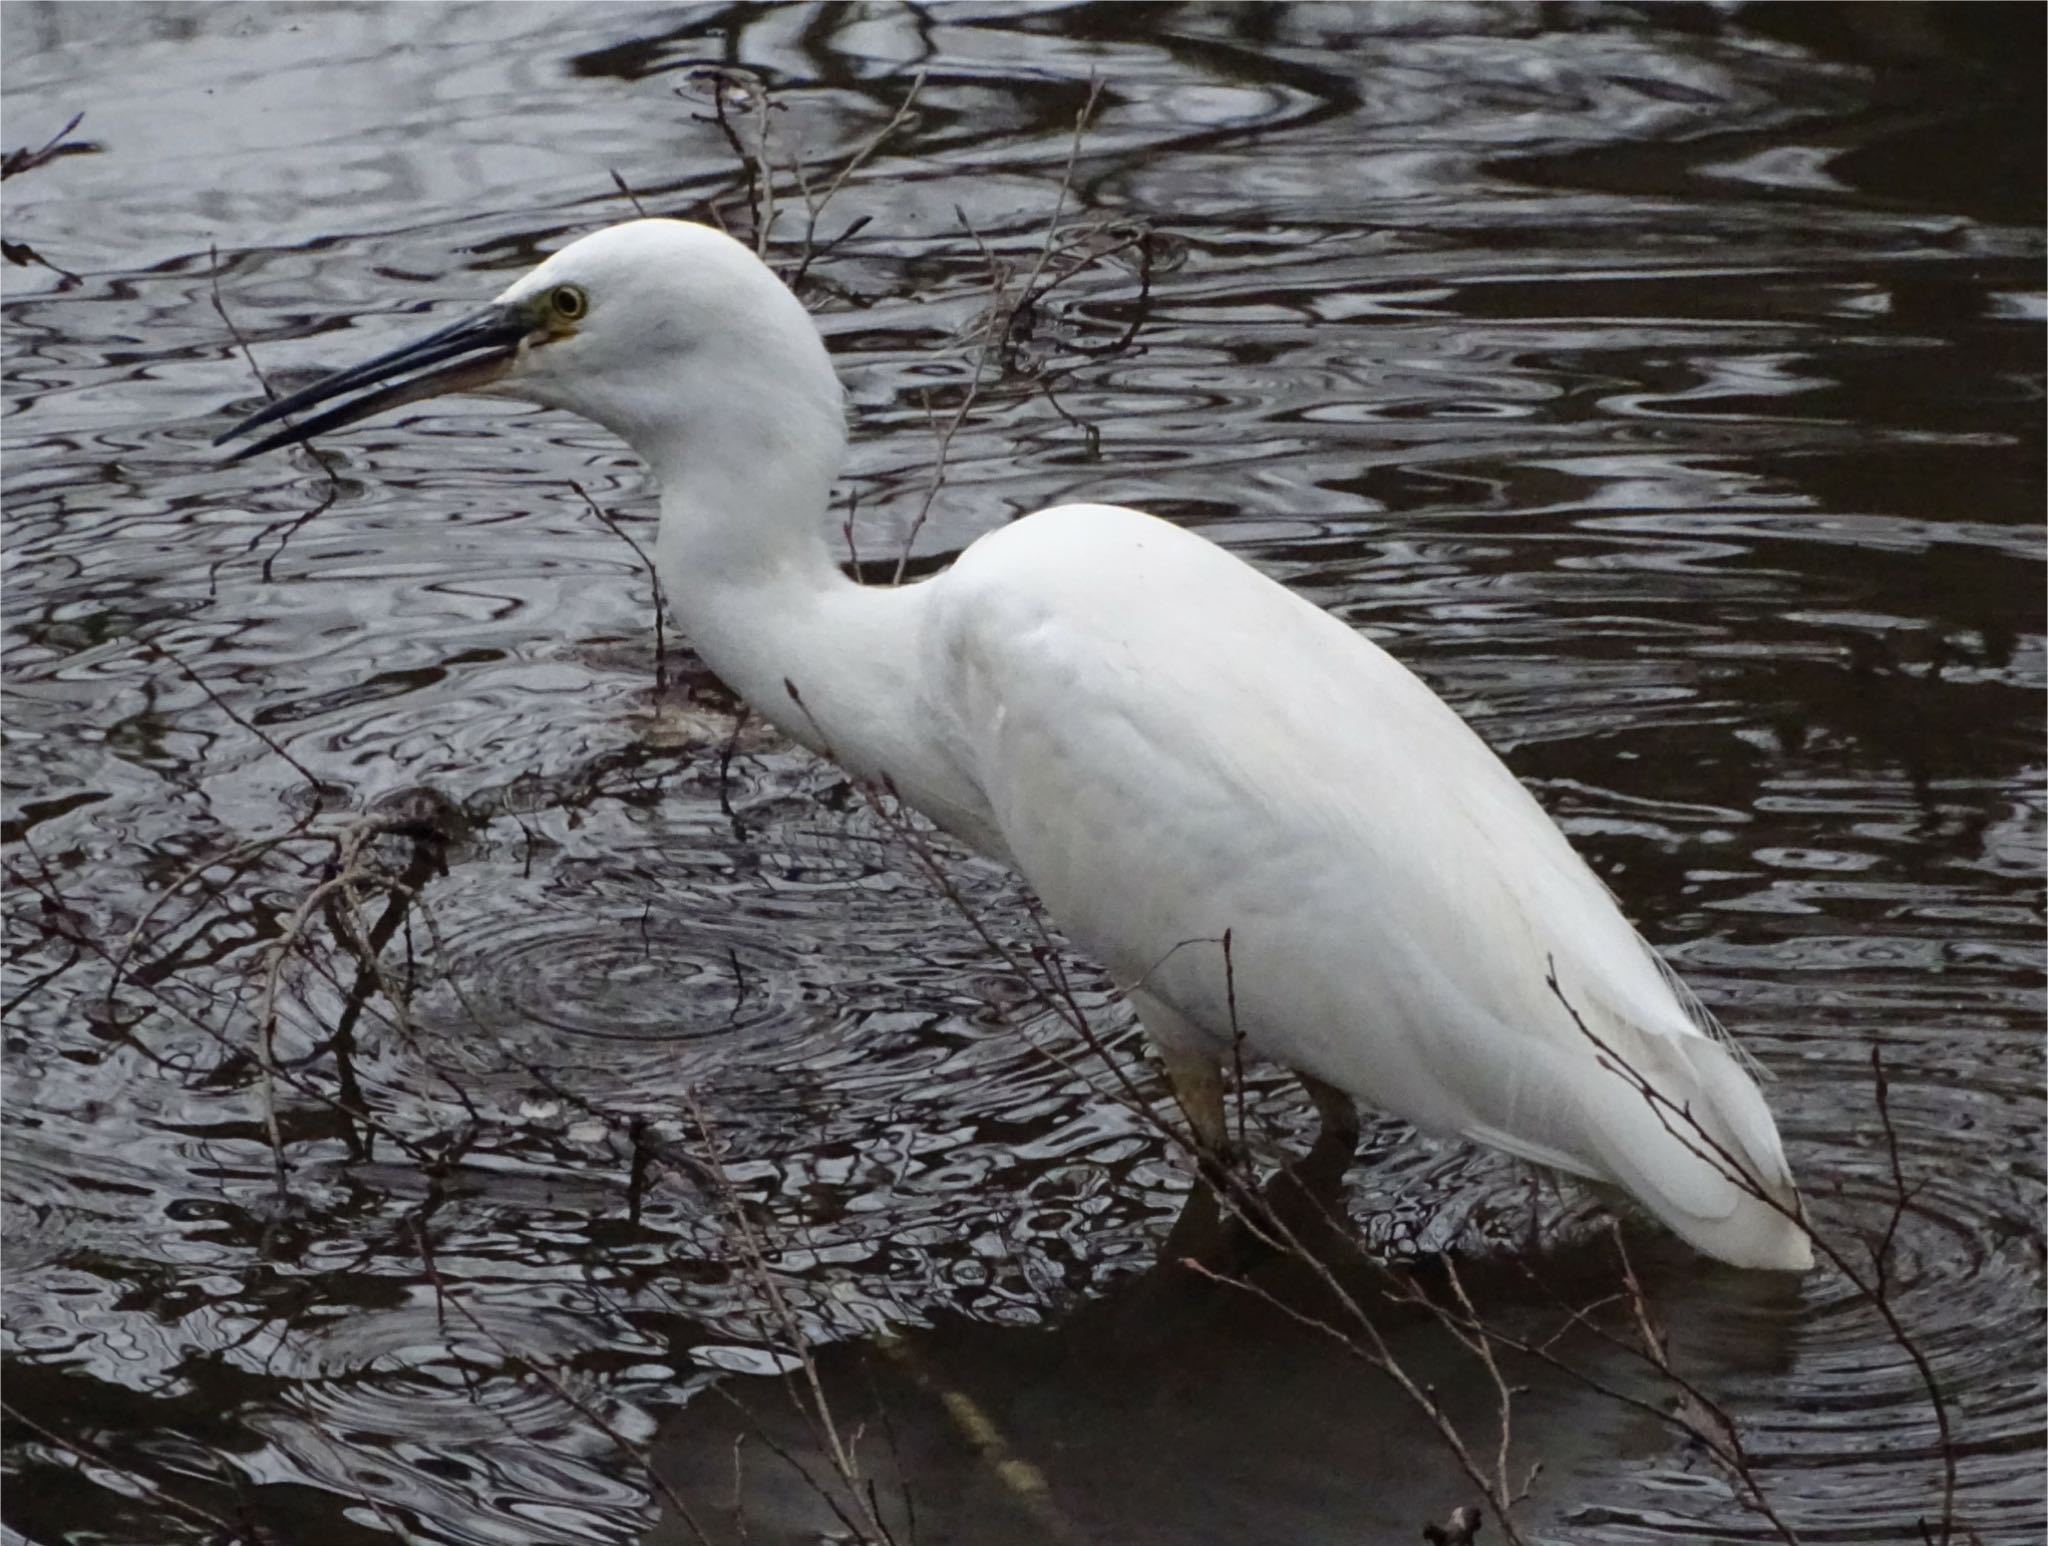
{"left": 219, "top": 219, "right": 1811, "bottom": 1270}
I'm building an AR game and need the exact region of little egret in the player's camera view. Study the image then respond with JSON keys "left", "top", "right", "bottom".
{"left": 218, "top": 219, "right": 1811, "bottom": 1270}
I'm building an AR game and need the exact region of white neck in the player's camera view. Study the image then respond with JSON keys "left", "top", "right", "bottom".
{"left": 643, "top": 394, "right": 999, "bottom": 852}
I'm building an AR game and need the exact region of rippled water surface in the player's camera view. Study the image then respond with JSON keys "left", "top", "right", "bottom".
{"left": 4, "top": 4, "right": 2043, "bottom": 1544}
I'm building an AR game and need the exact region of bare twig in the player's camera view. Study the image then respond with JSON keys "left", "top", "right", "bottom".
{"left": 791, "top": 73, "right": 923, "bottom": 287}
{"left": 141, "top": 638, "right": 326, "bottom": 791}
{"left": 1547, "top": 964, "right": 1959, "bottom": 1542}
{"left": 1868, "top": 1044, "right": 1917, "bottom": 1298}
{"left": 569, "top": 479, "right": 668, "bottom": 694}
{"left": 680, "top": 1087, "right": 898, "bottom": 1544}
{"left": 1180, "top": 1254, "right": 1534, "bottom": 1546}
{"left": 209, "top": 243, "right": 342, "bottom": 583}
{"left": 609, "top": 167, "right": 649, "bottom": 217}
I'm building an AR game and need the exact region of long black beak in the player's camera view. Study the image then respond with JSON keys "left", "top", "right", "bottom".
{"left": 214, "top": 306, "right": 532, "bottom": 462}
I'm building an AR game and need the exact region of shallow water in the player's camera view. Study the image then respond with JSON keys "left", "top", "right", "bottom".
{"left": 3, "top": 4, "right": 2043, "bottom": 1543}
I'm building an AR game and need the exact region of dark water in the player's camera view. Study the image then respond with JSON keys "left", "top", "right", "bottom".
{"left": 4, "top": 4, "right": 2042, "bottom": 1543}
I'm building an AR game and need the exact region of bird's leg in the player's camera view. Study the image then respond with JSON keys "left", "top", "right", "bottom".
{"left": 1248, "top": 1070, "right": 1362, "bottom": 1254}
{"left": 1157, "top": 1042, "right": 1231, "bottom": 1169}
{"left": 1158, "top": 1044, "right": 1236, "bottom": 1266}
{"left": 1297, "top": 1070, "right": 1360, "bottom": 1182}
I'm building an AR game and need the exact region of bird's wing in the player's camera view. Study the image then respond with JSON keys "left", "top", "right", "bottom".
{"left": 927, "top": 503, "right": 1804, "bottom": 1266}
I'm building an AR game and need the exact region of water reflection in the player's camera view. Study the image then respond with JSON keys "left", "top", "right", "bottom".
{"left": 3, "top": 4, "right": 2042, "bottom": 1544}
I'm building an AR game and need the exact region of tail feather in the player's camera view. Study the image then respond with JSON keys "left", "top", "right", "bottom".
{"left": 1580, "top": 1024, "right": 1811, "bottom": 1271}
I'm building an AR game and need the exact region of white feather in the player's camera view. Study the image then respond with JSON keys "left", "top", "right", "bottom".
{"left": 249, "top": 220, "right": 1812, "bottom": 1271}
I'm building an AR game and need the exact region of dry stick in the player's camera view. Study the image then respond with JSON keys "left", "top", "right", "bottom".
{"left": 1223, "top": 928, "right": 1249, "bottom": 1150}
{"left": 255, "top": 870, "right": 363, "bottom": 1196}
{"left": 1046, "top": 227, "right": 1155, "bottom": 359}
{"left": 885, "top": 210, "right": 1009, "bottom": 587}
{"left": 1513, "top": 1242, "right": 1805, "bottom": 1541}
{"left": 717, "top": 706, "right": 753, "bottom": 834}
{"left": 1498, "top": 1234, "right": 1802, "bottom": 1544}
{"left": 1439, "top": 1256, "right": 1537, "bottom": 1512}
{"left": 790, "top": 73, "right": 926, "bottom": 288}
{"left": 316, "top": 818, "right": 461, "bottom": 1148}
{"left": 104, "top": 824, "right": 325, "bottom": 1021}
{"left": 889, "top": 82, "right": 1106, "bottom": 584}
{"left": 706, "top": 1382, "right": 880, "bottom": 1544}
{"left": 1608, "top": 1225, "right": 1802, "bottom": 1543}
{"left": 722, "top": 1362, "right": 916, "bottom": 1546}
{"left": 1015, "top": 79, "right": 1105, "bottom": 309}
{"left": 249, "top": 808, "right": 458, "bottom": 1195}
{"left": 840, "top": 487, "right": 863, "bottom": 571}
{"left": 1544, "top": 964, "right": 1958, "bottom": 1543}
{"left": 609, "top": 167, "right": 650, "bottom": 217}
{"left": 1182, "top": 1151, "right": 1549, "bottom": 1541}
{"left": 568, "top": 480, "right": 668, "bottom": 694}
{"left": 1868, "top": 1044, "right": 1917, "bottom": 1300}
{"left": 1013, "top": 224, "right": 1153, "bottom": 460}
{"left": 890, "top": 197, "right": 1008, "bottom": 586}
{"left": 694, "top": 71, "right": 764, "bottom": 242}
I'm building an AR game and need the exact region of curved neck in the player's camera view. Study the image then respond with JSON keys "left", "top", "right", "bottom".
{"left": 645, "top": 399, "right": 994, "bottom": 849}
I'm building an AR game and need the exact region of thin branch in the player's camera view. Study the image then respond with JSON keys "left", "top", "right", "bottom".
{"left": 141, "top": 639, "right": 326, "bottom": 791}
{"left": 569, "top": 479, "right": 668, "bottom": 694}
{"left": 1547, "top": 962, "right": 1958, "bottom": 1541}
{"left": 609, "top": 167, "right": 649, "bottom": 217}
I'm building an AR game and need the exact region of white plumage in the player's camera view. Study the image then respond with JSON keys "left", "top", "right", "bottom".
{"left": 220, "top": 219, "right": 1811, "bottom": 1270}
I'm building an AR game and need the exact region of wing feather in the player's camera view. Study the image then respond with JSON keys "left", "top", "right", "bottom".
{"left": 924, "top": 503, "right": 1807, "bottom": 1268}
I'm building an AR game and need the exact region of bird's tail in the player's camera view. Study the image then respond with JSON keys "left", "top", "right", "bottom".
{"left": 1579, "top": 1025, "right": 1812, "bottom": 1271}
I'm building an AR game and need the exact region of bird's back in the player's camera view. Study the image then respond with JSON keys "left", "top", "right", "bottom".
{"left": 925, "top": 502, "right": 1809, "bottom": 1269}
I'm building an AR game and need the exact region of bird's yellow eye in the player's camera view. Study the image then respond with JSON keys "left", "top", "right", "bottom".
{"left": 549, "top": 284, "right": 588, "bottom": 321}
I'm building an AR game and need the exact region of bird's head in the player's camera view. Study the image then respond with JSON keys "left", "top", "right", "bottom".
{"left": 217, "top": 219, "right": 845, "bottom": 478}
